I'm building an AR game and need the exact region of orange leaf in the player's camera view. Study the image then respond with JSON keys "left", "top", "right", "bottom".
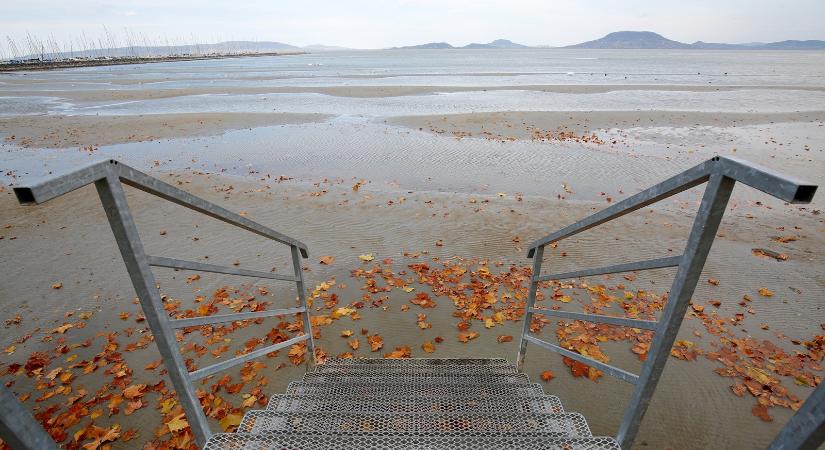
{"left": 752, "top": 404, "right": 773, "bottom": 422}
{"left": 122, "top": 384, "right": 146, "bottom": 400}
{"left": 457, "top": 331, "right": 479, "bottom": 343}
{"left": 367, "top": 334, "right": 384, "bottom": 352}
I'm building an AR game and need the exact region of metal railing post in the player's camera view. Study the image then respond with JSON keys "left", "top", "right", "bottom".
{"left": 517, "top": 245, "right": 544, "bottom": 371}
{"left": 616, "top": 173, "right": 735, "bottom": 448}
{"left": 290, "top": 245, "right": 316, "bottom": 365}
{"left": 0, "top": 385, "right": 60, "bottom": 450}
{"left": 94, "top": 171, "right": 212, "bottom": 446}
{"left": 766, "top": 381, "right": 825, "bottom": 450}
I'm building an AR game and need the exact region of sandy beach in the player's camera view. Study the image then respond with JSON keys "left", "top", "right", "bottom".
{"left": 1, "top": 50, "right": 823, "bottom": 449}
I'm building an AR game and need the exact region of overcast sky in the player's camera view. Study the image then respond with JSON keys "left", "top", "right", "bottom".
{"left": 2, "top": 0, "right": 824, "bottom": 52}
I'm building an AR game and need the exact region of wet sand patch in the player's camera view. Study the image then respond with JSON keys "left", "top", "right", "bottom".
{"left": 0, "top": 112, "right": 331, "bottom": 148}
{"left": 6, "top": 84, "right": 825, "bottom": 103}
{"left": 389, "top": 110, "right": 825, "bottom": 141}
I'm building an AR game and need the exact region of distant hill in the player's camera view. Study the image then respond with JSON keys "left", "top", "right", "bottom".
{"left": 394, "top": 39, "right": 531, "bottom": 50}
{"left": 567, "top": 31, "right": 691, "bottom": 49}
{"left": 393, "top": 42, "right": 455, "bottom": 50}
{"left": 758, "top": 40, "right": 825, "bottom": 50}
{"left": 566, "top": 31, "right": 825, "bottom": 50}
{"left": 463, "top": 39, "right": 530, "bottom": 49}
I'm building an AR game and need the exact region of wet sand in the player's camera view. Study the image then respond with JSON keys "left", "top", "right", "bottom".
{"left": 1, "top": 169, "right": 823, "bottom": 449}
{"left": 4, "top": 84, "right": 825, "bottom": 103}
{"left": 390, "top": 110, "right": 825, "bottom": 138}
{"left": 0, "top": 113, "right": 330, "bottom": 148}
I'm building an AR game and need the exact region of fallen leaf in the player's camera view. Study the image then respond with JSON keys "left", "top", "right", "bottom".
{"left": 358, "top": 254, "right": 375, "bottom": 262}
{"left": 166, "top": 413, "right": 189, "bottom": 433}
{"left": 319, "top": 255, "right": 335, "bottom": 265}
{"left": 51, "top": 323, "right": 74, "bottom": 334}
{"left": 219, "top": 413, "right": 243, "bottom": 431}
{"left": 367, "top": 334, "right": 384, "bottom": 351}
{"left": 541, "top": 370, "right": 555, "bottom": 382}
{"left": 122, "top": 384, "right": 146, "bottom": 400}
{"left": 752, "top": 248, "right": 789, "bottom": 261}
{"left": 758, "top": 288, "right": 774, "bottom": 297}
{"left": 752, "top": 404, "right": 773, "bottom": 422}
{"left": 458, "top": 331, "right": 479, "bottom": 343}
{"left": 422, "top": 341, "right": 435, "bottom": 353}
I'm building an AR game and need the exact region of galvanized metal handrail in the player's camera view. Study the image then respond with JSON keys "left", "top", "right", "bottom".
{"left": 0, "top": 385, "right": 60, "bottom": 450}
{"left": 13, "top": 159, "right": 316, "bottom": 447}
{"left": 516, "top": 156, "right": 818, "bottom": 449}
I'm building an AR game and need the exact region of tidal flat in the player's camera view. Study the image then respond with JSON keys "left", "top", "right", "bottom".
{"left": 1, "top": 49, "right": 823, "bottom": 449}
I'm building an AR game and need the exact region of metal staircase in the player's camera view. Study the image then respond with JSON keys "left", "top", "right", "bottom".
{"left": 201, "top": 358, "right": 621, "bottom": 449}
{"left": 3, "top": 156, "right": 823, "bottom": 450}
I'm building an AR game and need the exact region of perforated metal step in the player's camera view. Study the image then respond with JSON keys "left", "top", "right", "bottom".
{"left": 203, "top": 433, "right": 621, "bottom": 450}
{"left": 267, "top": 394, "right": 564, "bottom": 414}
{"left": 204, "top": 358, "right": 617, "bottom": 449}
{"left": 286, "top": 381, "right": 546, "bottom": 397}
{"left": 322, "top": 357, "right": 509, "bottom": 366}
{"left": 238, "top": 410, "right": 592, "bottom": 436}
{"left": 302, "top": 372, "right": 530, "bottom": 384}
{"left": 314, "top": 363, "right": 517, "bottom": 374}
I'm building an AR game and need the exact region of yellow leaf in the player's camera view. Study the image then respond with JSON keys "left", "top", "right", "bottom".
{"left": 331, "top": 307, "right": 356, "bottom": 319}
{"left": 159, "top": 398, "right": 177, "bottom": 414}
{"left": 51, "top": 323, "right": 74, "bottom": 334}
{"left": 219, "top": 413, "right": 243, "bottom": 432}
{"left": 358, "top": 254, "right": 375, "bottom": 262}
{"left": 242, "top": 394, "right": 257, "bottom": 408}
{"left": 4, "top": 345, "right": 15, "bottom": 355}
{"left": 166, "top": 413, "right": 189, "bottom": 433}
{"left": 422, "top": 341, "right": 436, "bottom": 353}
{"left": 758, "top": 288, "right": 774, "bottom": 297}
{"left": 402, "top": 286, "right": 415, "bottom": 293}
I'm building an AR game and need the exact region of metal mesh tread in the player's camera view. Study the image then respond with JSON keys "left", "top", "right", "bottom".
{"left": 203, "top": 433, "right": 621, "bottom": 450}
{"left": 267, "top": 394, "right": 564, "bottom": 414}
{"left": 302, "top": 372, "right": 530, "bottom": 384}
{"left": 286, "top": 381, "right": 546, "bottom": 397}
{"left": 313, "top": 363, "right": 517, "bottom": 374}
{"left": 322, "top": 358, "right": 509, "bottom": 366}
{"left": 238, "top": 411, "right": 591, "bottom": 437}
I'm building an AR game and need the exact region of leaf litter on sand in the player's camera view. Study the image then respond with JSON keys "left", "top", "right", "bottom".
{"left": 4, "top": 250, "right": 820, "bottom": 448}
{"left": 2, "top": 282, "right": 313, "bottom": 449}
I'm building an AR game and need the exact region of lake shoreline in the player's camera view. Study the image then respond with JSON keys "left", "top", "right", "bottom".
{"left": 0, "top": 51, "right": 306, "bottom": 72}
